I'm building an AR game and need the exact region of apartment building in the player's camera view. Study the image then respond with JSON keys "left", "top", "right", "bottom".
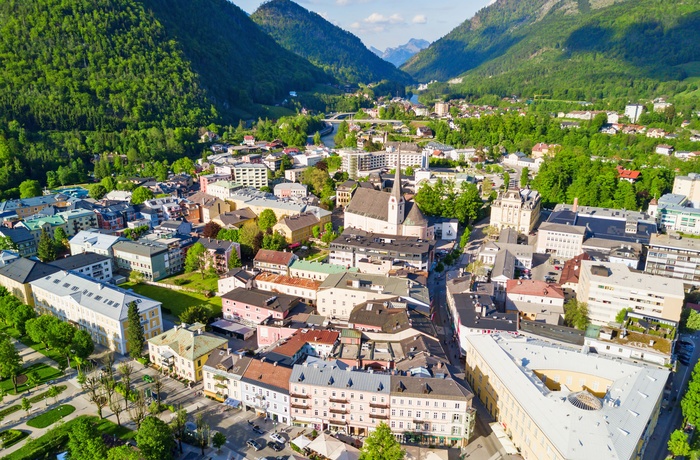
{"left": 197, "top": 238, "right": 239, "bottom": 274}
{"left": 233, "top": 164, "right": 269, "bottom": 189}
{"left": 32, "top": 270, "right": 163, "bottom": 354}
{"left": 273, "top": 211, "right": 330, "bottom": 245}
{"left": 289, "top": 359, "right": 392, "bottom": 435}
{"left": 289, "top": 260, "right": 358, "bottom": 282}
{"left": 112, "top": 240, "right": 170, "bottom": 281}
{"left": 645, "top": 233, "right": 700, "bottom": 287}
{"left": 19, "top": 216, "right": 68, "bottom": 243}
{"left": 241, "top": 358, "right": 293, "bottom": 423}
{"left": 329, "top": 229, "right": 433, "bottom": 272}
{"left": 0, "top": 227, "right": 37, "bottom": 257}
{"left": 48, "top": 253, "right": 113, "bottom": 282}
{"left": 0, "top": 258, "right": 61, "bottom": 306}
{"left": 464, "top": 333, "right": 666, "bottom": 460}
{"left": 672, "top": 173, "right": 700, "bottom": 207}
{"left": 220, "top": 287, "right": 300, "bottom": 325}
{"left": 55, "top": 209, "right": 98, "bottom": 237}
{"left": 505, "top": 280, "right": 565, "bottom": 324}
{"left": 489, "top": 189, "right": 541, "bottom": 234}
{"left": 202, "top": 350, "right": 252, "bottom": 404}
{"left": 253, "top": 272, "right": 321, "bottom": 306}
{"left": 148, "top": 323, "right": 228, "bottom": 382}
{"left": 274, "top": 183, "right": 308, "bottom": 198}
{"left": 207, "top": 181, "right": 244, "bottom": 201}
{"left": 535, "top": 222, "right": 586, "bottom": 260}
{"left": 253, "top": 249, "right": 297, "bottom": 275}
{"left": 577, "top": 261, "right": 685, "bottom": 324}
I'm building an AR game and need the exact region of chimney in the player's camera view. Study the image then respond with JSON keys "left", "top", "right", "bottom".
{"left": 573, "top": 197, "right": 579, "bottom": 213}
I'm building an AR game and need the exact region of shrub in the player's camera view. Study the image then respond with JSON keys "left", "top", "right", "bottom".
{"left": 0, "top": 429, "right": 28, "bottom": 448}
{"left": 173, "top": 279, "right": 189, "bottom": 286}
{"left": 0, "top": 404, "right": 21, "bottom": 421}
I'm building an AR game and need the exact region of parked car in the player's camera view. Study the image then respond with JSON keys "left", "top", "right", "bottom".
{"left": 142, "top": 375, "right": 154, "bottom": 383}
{"left": 247, "top": 439, "right": 263, "bottom": 451}
{"left": 270, "top": 433, "right": 285, "bottom": 444}
{"left": 252, "top": 425, "right": 265, "bottom": 435}
{"left": 267, "top": 441, "right": 284, "bottom": 452}
{"left": 678, "top": 355, "right": 690, "bottom": 366}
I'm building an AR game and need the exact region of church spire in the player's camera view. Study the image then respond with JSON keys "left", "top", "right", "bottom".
{"left": 392, "top": 149, "right": 402, "bottom": 200}
{"left": 388, "top": 148, "right": 405, "bottom": 227}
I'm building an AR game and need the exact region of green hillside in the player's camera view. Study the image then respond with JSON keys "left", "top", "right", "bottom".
{"left": 0, "top": 0, "right": 329, "bottom": 131}
{"left": 403, "top": 0, "right": 700, "bottom": 102}
{"left": 251, "top": 0, "right": 412, "bottom": 85}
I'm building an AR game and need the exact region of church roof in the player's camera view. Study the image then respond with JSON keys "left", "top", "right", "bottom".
{"left": 345, "top": 187, "right": 391, "bottom": 221}
{"left": 404, "top": 202, "right": 427, "bottom": 226}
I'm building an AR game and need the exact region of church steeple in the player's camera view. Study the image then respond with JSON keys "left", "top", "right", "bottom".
{"left": 388, "top": 149, "right": 405, "bottom": 226}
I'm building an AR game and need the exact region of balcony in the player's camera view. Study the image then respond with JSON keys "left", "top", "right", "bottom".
{"left": 291, "top": 403, "right": 309, "bottom": 409}
{"left": 369, "top": 413, "right": 389, "bottom": 420}
{"left": 290, "top": 393, "right": 311, "bottom": 399}
{"left": 329, "top": 397, "right": 348, "bottom": 404}
{"left": 329, "top": 407, "right": 348, "bottom": 414}
{"left": 369, "top": 401, "right": 388, "bottom": 409}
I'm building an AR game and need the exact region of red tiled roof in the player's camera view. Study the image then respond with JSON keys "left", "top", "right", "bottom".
{"left": 254, "top": 249, "right": 296, "bottom": 266}
{"left": 271, "top": 329, "right": 339, "bottom": 357}
{"left": 559, "top": 253, "right": 591, "bottom": 285}
{"left": 505, "top": 279, "right": 564, "bottom": 298}
{"left": 241, "top": 359, "right": 292, "bottom": 391}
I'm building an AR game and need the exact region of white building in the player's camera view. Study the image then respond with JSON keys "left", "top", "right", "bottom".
{"left": 69, "top": 231, "right": 123, "bottom": 258}
{"left": 202, "top": 350, "right": 251, "bottom": 404}
{"left": 625, "top": 104, "right": 645, "bottom": 123}
{"left": 31, "top": 270, "right": 163, "bottom": 354}
{"left": 48, "top": 253, "right": 113, "bottom": 282}
{"left": 274, "top": 182, "right": 308, "bottom": 198}
{"left": 241, "top": 358, "right": 292, "bottom": 423}
{"left": 207, "top": 180, "right": 243, "bottom": 201}
{"left": 233, "top": 164, "right": 269, "bottom": 189}
{"left": 489, "top": 189, "right": 541, "bottom": 234}
{"left": 535, "top": 222, "right": 586, "bottom": 260}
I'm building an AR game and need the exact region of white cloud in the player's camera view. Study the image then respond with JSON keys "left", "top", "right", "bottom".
{"left": 412, "top": 14, "right": 427, "bottom": 24}
{"left": 363, "top": 12, "right": 404, "bottom": 24}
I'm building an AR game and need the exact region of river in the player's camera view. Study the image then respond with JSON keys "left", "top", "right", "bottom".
{"left": 320, "top": 123, "right": 338, "bottom": 148}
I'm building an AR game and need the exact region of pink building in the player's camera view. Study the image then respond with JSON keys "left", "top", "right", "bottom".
{"left": 256, "top": 325, "right": 296, "bottom": 347}
{"left": 199, "top": 173, "right": 231, "bottom": 194}
{"left": 221, "top": 287, "right": 299, "bottom": 325}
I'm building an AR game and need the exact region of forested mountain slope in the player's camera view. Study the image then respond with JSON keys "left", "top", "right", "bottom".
{"left": 251, "top": 0, "right": 412, "bottom": 84}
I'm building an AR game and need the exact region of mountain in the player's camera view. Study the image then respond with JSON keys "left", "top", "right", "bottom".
{"left": 251, "top": 0, "right": 412, "bottom": 85}
{"left": 381, "top": 39, "right": 430, "bottom": 67}
{"left": 402, "top": 0, "right": 700, "bottom": 101}
{"left": 370, "top": 46, "right": 384, "bottom": 57}
{"left": 0, "top": 0, "right": 330, "bottom": 131}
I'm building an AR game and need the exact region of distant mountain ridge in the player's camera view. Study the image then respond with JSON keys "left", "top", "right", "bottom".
{"left": 251, "top": 0, "right": 412, "bottom": 84}
{"left": 380, "top": 39, "right": 430, "bottom": 67}
{"left": 401, "top": 0, "right": 700, "bottom": 101}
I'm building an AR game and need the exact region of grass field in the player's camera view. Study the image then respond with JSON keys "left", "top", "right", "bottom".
{"left": 0, "top": 324, "right": 68, "bottom": 369}
{"left": 0, "top": 363, "right": 62, "bottom": 395}
{"left": 159, "top": 272, "right": 220, "bottom": 292}
{"left": 4, "top": 415, "right": 133, "bottom": 460}
{"left": 120, "top": 281, "right": 222, "bottom": 318}
{"left": 26, "top": 405, "right": 76, "bottom": 429}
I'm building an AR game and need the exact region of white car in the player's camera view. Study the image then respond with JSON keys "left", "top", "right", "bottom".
{"left": 270, "top": 433, "right": 285, "bottom": 444}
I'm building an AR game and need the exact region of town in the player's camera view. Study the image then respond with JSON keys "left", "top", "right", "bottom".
{"left": 0, "top": 94, "right": 698, "bottom": 460}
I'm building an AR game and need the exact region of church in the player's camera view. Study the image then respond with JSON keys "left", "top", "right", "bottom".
{"left": 343, "top": 156, "right": 430, "bottom": 239}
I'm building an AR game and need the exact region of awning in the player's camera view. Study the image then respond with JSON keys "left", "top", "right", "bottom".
{"left": 223, "top": 397, "right": 240, "bottom": 408}
{"left": 489, "top": 422, "right": 518, "bottom": 455}
{"left": 292, "top": 435, "right": 312, "bottom": 450}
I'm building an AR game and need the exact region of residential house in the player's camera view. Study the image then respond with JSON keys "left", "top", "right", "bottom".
{"left": 253, "top": 272, "right": 321, "bottom": 306}
{"left": 273, "top": 211, "right": 331, "bottom": 245}
{"left": 289, "top": 260, "right": 359, "bottom": 282}
{"left": 617, "top": 166, "right": 641, "bottom": 183}
{"left": 221, "top": 287, "right": 300, "bottom": 325}
{"left": 69, "top": 231, "right": 123, "bottom": 258}
{"left": 197, "top": 237, "right": 240, "bottom": 274}
{"left": 241, "top": 358, "right": 293, "bottom": 423}
{"left": 336, "top": 180, "right": 358, "bottom": 208}
{"left": 32, "top": 270, "right": 163, "bottom": 353}
{"left": 184, "top": 192, "right": 230, "bottom": 223}
{"left": 558, "top": 253, "right": 591, "bottom": 300}
{"left": 217, "top": 268, "right": 256, "bottom": 295}
{"left": 505, "top": 279, "right": 565, "bottom": 324}
{"left": 656, "top": 144, "right": 674, "bottom": 155}
{"left": 148, "top": 323, "right": 228, "bottom": 382}
{"left": 253, "top": 249, "right": 298, "bottom": 275}
{"left": 48, "top": 253, "right": 113, "bottom": 282}
{"left": 274, "top": 183, "right": 308, "bottom": 199}
{"left": 202, "top": 349, "right": 252, "bottom": 403}
{"left": 212, "top": 208, "right": 257, "bottom": 229}
{"left": 0, "top": 227, "right": 37, "bottom": 257}
{"left": 55, "top": 209, "right": 98, "bottom": 237}
{"left": 0, "top": 258, "right": 61, "bottom": 306}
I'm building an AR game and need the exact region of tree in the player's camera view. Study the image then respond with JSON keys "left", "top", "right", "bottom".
{"left": 83, "top": 374, "right": 107, "bottom": 418}
{"left": 171, "top": 157, "right": 196, "bottom": 175}
{"left": 194, "top": 413, "right": 210, "bottom": 456}
{"left": 217, "top": 228, "right": 239, "bottom": 242}
{"left": 107, "top": 446, "right": 142, "bottom": 460}
{"left": 126, "top": 301, "right": 145, "bottom": 359}
{"left": 615, "top": 307, "right": 633, "bottom": 324}
{"left": 152, "top": 373, "right": 164, "bottom": 406}
{"left": 459, "top": 227, "right": 471, "bottom": 250}
{"left": 118, "top": 362, "right": 135, "bottom": 399}
{"left": 312, "top": 225, "right": 320, "bottom": 239}
{"left": 71, "top": 329, "right": 95, "bottom": 361}
{"left": 212, "top": 431, "right": 226, "bottom": 453}
{"left": 228, "top": 249, "right": 242, "bottom": 269}
{"left": 0, "top": 236, "right": 17, "bottom": 251}
{"left": 131, "top": 186, "right": 154, "bottom": 205}
{"left": 37, "top": 228, "right": 57, "bottom": 262}
{"left": 0, "top": 337, "right": 22, "bottom": 393}
{"left": 484, "top": 225, "right": 500, "bottom": 239}
{"left": 19, "top": 180, "right": 42, "bottom": 199}
{"left": 108, "top": 390, "right": 126, "bottom": 427}
{"left": 27, "top": 370, "right": 40, "bottom": 389}
{"left": 68, "top": 417, "right": 108, "bottom": 460}
{"left": 467, "top": 260, "right": 488, "bottom": 279}
{"left": 239, "top": 222, "right": 263, "bottom": 258}
{"left": 668, "top": 429, "right": 691, "bottom": 458}
{"left": 563, "top": 299, "right": 590, "bottom": 330}
{"left": 502, "top": 172, "right": 510, "bottom": 189}
{"left": 8, "top": 302, "right": 35, "bottom": 335}
{"left": 26, "top": 315, "right": 60, "bottom": 347}
{"left": 258, "top": 209, "right": 278, "bottom": 232}
{"left": 89, "top": 184, "right": 108, "bottom": 200}
{"left": 202, "top": 221, "right": 222, "bottom": 239}
{"left": 135, "top": 416, "right": 176, "bottom": 460}
{"left": 171, "top": 407, "right": 188, "bottom": 454}
{"left": 179, "top": 304, "right": 210, "bottom": 325}
{"left": 520, "top": 167, "right": 530, "bottom": 188}
{"left": 261, "top": 232, "right": 287, "bottom": 251}
{"left": 128, "top": 389, "right": 149, "bottom": 430}
{"left": 360, "top": 422, "right": 404, "bottom": 460}
{"left": 184, "top": 242, "right": 207, "bottom": 273}
{"left": 21, "top": 397, "right": 31, "bottom": 415}
{"left": 684, "top": 308, "right": 700, "bottom": 332}
{"left": 47, "top": 385, "right": 61, "bottom": 405}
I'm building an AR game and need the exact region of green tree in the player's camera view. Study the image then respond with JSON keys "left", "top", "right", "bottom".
{"left": 72, "top": 329, "right": 95, "bottom": 361}
{"left": 502, "top": 172, "right": 510, "bottom": 190}
{"left": 179, "top": 305, "right": 210, "bottom": 325}
{"left": 239, "top": 222, "right": 263, "bottom": 258}
{"left": 184, "top": 242, "right": 207, "bottom": 274}
{"left": 194, "top": 413, "right": 210, "bottom": 456}
{"left": 615, "top": 307, "right": 633, "bottom": 324}
{"left": 171, "top": 407, "right": 188, "bottom": 454}
{"left": 89, "top": 184, "right": 108, "bottom": 200}
{"left": 0, "top": 236, "right": 17, "bottom": 251}
{"left": 212, "top": 431, "right": 226, "bottom": 453}
{"left": 217, "top": 228, "right": 240, "bottom": 242}
{"left": 136, "top": 416, "right": 176, "bottom": 460}
{"left": 26, "top": 315, "right": 60, "bottom": 347}
{"left": 520, "top": 167, "right": 529, "bottom": 188}
{"left": 312, "top": 225, "right": 321, "bottom": 239}
{"left": 684, "top": 308, "right": 700, "bottom": 332}
{"left": 126, "top": 301, "right": 145, "bottom": 359}
{"left": 460, "top": 227, "right": 471, "bottom": 249}
{"left": 68, "top": 417, "right": 108, "bottom": 460}
{"left": 54, "top": 227, "right": 69, "bottom": 251}
{"left": 466, "top": 260, "right": 488, "bottom": 278}
{"left": 171, "top": 157, "right": 196, "bottom": 175}
{"left": 360, "top": 422, "right": 404, "bottom": 460}
{"left": 131, "top": 186, "right": 154, "bottom": 205}
{"left": 563, "top": 299, "right": 590, "bottom": 330}
{"left": 7, "top": 302, "right": 35, "bottom": 335}
{"left": 27, "top": 370, "right": 40, "bottom": 389}
{"left": 228, "top": 249, "right": 242, "bottom": 269}
{"left": 313, "top": 131, "right": 321, "bottom": 145}
{"left": 21, "top": 397, "right": 31, "bottom": 415}
{"left": 37, "top": 228, "right": 57, "bottom": 262}
{"left": 258, "top": 209, "right": 278, "bottom": 232}
{"left": 47, "top": 385, "right": 61, "bottom": 405}
{"left": 107, "top": 446, "right": 142, "bottom": 460}
{"left": 0, "top": 336, "right": 22, "bottom": 393}
{"left": 19, "top": 180, "right": 42, "bottom": 199}
{"left": 261, "top": 232, "right": 288, "bottom": 251}
{"left": 668, "top": 429, "right": 691, "bottom": 458}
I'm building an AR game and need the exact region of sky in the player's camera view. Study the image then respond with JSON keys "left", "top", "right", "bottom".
{"left": 232, "top": 0, "right": 495, "bottom": 50}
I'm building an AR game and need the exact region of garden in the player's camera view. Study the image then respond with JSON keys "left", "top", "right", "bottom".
{"left": 0, "top": 362, "right": 63, "bottom": 395}
{"left": 120, "top": 281, "right": 222, "bottom": 318}
{"left": 26, "top": 404, "right": 76, "bottom": 429}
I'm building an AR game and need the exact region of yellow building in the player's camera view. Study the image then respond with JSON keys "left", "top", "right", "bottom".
{"left": 0, "top": 258, "right": 61, "bottom": 306}
{"left": 464, "top": 333, "right": 667, "bottom": 460}
{"left": 273, "top": 211, "right": 331, "bottom": 244}
{"left": 148, "top": 323, "right": 228, "bottom": 382}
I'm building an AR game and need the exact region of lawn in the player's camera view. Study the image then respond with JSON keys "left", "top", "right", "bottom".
{"left": 0, "top": 429, "right": 28, "bottom": 448}
{"left": 3, "top": 415, "right": 133, "bottom": 460}
{"left": 26, "top": 405, "right": 76, "bottom": 429}
{"left": 0, "top": 363, "right": 63, "bottom": 395}
{"left": 120, "top": 281, "right": 222, "bottom": 318}
{"left": 159, "top": 272, "right": 220, "bottom": 293}
{"left": 0, "top": 324, "right": 68, "bottom": 369}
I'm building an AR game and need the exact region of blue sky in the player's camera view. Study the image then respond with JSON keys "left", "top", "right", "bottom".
{"left": 232, "top": 0, "right": 495, "bottom": 50}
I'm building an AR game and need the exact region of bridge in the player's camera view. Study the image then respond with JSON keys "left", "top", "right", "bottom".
{"left": 322, "top": 112, "right": 405, "bottom": 124}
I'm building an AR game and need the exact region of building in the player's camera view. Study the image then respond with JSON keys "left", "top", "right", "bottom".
{"left": 268, "top": 329, "right": 339, "bottom": 364}
{"left": 535, "top": 222, "right": 586, "bottom": 260}
{"left": 199, "top": 173, "right": 231, "bottom": 194}
{"left": 505, "top": 279, "right": 565, "bottom": 324}
{"left": 329, "top": 229, "right": 433, "bottom": 272}
{"left": 217, "top": 268, "right": 256, "bottom": 295}
{"left": 202, "top": 349, "right": 252, "bottom": 403}
{"left": 148, "top": 323, "right": 228, "bottom": 381}
{"left": 645, "top": 233, "right": 700, "bottom": 288}
{"left": 649, "top": 193, "right": 700, "bottom": 234}
{"left": 285, "top": 167, "right": 306, "bottom": 183}
{"left": 55, "top": 209, "right": 98, "bottom": 237}
{"left": 340, "top": 149, "right": 428, "bottom": 179}
{"left": 577, "top": 261, "right": 685, "bottom": 324}
{"left": 0, "top": 250, "right": 19, "bottom": 267}
{"left": 317, "top": 272, "right": 430, "bottom": 321}
{"left": 0, "top": 227, "right": 37, "bottom": 257}
{"left": 0, "top": 258, "right": 61, "bottom": 305}
{"left": 19, "top": 215, "right": 68, "bottom": 243}
{"left": 32, "top": 270, "right": 163, "bottom": 353}
{"left": 672, "top": 173, "right": 700, "bottom": 207}
{"left": 253, "top": 272, "right": 321, "bottom": 306}
{"left": 232, "top": 164, "right": 269, "bottom": 189}
{"left": 274, "top": 183, "right": 308, "bottom": 199}
{"left": 465, "top": 333, "right": 666, "bottom": 460}
{"left": 273, "top": 211, "right": 331, "bottom": 244}
{"left": 489, "top": 189, "right": 541, "bottom": 234}
{"left": 336, "top": 180, "right": 358, "bottom": 208}
{"left": 389, "top": 376, "right": 475, "bottom": 448}
{"left": 112, "top": 240, "right": 170, "bottom": 281}
{"left": 212, "top": 208, "right": 257, "bottom": 229}
{"left": 289, "top": 359, "right": 392, "bottom": 434}
{"left": 0, "top": 194, "right": 62, "bottom": 219}
{"left": 184, "top": 192, "right": 231, "bottom": 223}
{"left": 289, "top": 260, "right": 358, "bottom": 281}
{"left": 558, "top": 253, "right": 591, "bottom": 300}
{"left": 241, "top": 358, "right": 293, "bottom": 423}
{"left": 69, "top": 231, "right": 123, "bottom": 257}
{"left": 221, "top": 287, "right": 300, "bottom": 325}
{"left": 197, "top": 238, "right": 240, "bottom": 274}
{"left": 48, "top": 253, "right": 113, "bottom": 282}
{"left": 434, "top": 102, "right": 449, "bottom": 117}
{"left": 253, "top": 249, "right": 297, "bottom": 275}
{"left": 206, "top": 181, "right": 243, "bottom": 201}
{"left": 624, "top": 104, "right": 645, "bottom": 123}
{"left": 344, "top": 160, "right": 430, "bottom": 239}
